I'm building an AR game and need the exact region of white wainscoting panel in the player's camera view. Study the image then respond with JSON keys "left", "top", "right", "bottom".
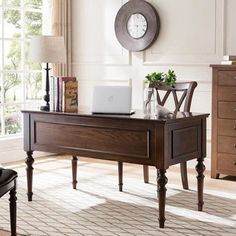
{"left": 144, "top": 0, "right": 225, "bottom": 65}
{"left": 72, "top": 0, "right": 130, "bottom": 65}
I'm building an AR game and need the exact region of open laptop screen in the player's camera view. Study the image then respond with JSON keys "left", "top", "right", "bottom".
{"left": 91, "top": 86, "right": 133, "bottom": 114}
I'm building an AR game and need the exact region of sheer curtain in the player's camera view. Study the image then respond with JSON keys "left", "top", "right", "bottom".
{"left": 51, "top": 0, "right": 72, "bottom": 76}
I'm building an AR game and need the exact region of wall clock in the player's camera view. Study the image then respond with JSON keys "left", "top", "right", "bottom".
{"left": 114, "top": 0, "right": 160, "bottom": 51}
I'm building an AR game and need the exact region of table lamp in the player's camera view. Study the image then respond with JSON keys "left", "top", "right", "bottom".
{"left": 29, "top": 36, "right": 66, "bottom": 111}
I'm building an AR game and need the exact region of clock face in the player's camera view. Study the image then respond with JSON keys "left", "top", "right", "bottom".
{"left": 127, "top": 13, "right": 147, "bottom": 39}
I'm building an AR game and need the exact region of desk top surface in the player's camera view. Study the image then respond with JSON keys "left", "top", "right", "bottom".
{"left": 22, "top": 108, "right": 209, "bottom": 123}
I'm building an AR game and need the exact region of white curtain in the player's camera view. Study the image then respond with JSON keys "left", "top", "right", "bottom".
{"left": 51, "top": 0, "right": 72, "bottom": 76}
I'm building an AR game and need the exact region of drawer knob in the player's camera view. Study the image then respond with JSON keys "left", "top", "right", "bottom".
{"left": 233, "top": 161, "right": 236, "bottom": 165}
{"left": 234, "top": 126, "right": 236, "bottom": 130}
{"left": 234, "top": 144, "right": 236, "bottom": 148}
{"left": 234, "top": 109, "right": 236, "bottom": 112}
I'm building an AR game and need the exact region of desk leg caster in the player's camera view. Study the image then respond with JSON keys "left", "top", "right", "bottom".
{"left": 157, "top": 168, "right": 168, "bottom": 228}
{"left": 196, "top": 157, "right": 205, "bottom": 211}
{"left": 25, "top": 151, "right": 34, "bottom": 201}
{"left": 72, "top": 156, "right": 78, "bottom": 189}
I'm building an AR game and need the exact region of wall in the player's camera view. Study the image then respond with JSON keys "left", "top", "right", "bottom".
{"left": 71, "top": 0, "right": 236, "bottom": 158}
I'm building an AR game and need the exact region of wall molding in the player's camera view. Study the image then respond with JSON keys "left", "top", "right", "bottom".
{"left": 142, "top": 0, "right": 225, "bottom": 66}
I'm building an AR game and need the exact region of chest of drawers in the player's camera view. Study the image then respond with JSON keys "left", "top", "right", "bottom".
{"left": 211, "top": 65, "right": 236, "bottom": 178}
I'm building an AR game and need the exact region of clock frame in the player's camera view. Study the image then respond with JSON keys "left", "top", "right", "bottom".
{"left": 114, "top": 0, "right": 160, "bottom": 51}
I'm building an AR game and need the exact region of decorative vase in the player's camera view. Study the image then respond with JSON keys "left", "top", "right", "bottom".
{"left": 143, "top": 86, "right": 156, "bottom": 115}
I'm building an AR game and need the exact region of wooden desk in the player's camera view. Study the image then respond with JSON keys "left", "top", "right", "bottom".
{"left": 22, "top": 110, "right": 209, "bottom": 228}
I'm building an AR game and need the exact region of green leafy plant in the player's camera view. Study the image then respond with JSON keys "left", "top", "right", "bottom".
{"left": 145, "top": 69, "right": 177, "bottom": 87}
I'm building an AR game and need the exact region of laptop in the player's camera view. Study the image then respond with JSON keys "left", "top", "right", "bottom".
{"left": 91, "top": 86, "right": 134, "bottom": 115}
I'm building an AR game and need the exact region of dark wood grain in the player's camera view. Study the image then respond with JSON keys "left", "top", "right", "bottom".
{"left": 157, "top": 169, "right": 168, "bottom": 228}
{"left": 118, "top": 162, "right": 123, "bottom": 192}
{"left": 143, "top": 81, "right": 198, "bottom": 189}
{"left": 22, "top": 110, "right": 208, "bottom": 228}
{"left": 143, "top": 165, "right": 149, "bottom": 183}
{"left": 196, "top": 157, "right": 205, "bottom": 211}
{"left": 9, "top": 186, "right": 17, "bottom": 236}
{"left": 25, "top": 151, "right": 34, "bottom": 201}
{"left": 0, "top": 169, "right": 17, "bottom": 236}
{"left": 72, "top": 156, "right": 78, "bottom": 189}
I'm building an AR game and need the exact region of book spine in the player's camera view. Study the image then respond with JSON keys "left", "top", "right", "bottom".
{"left": 64, "top": 80, "right": 78, "bottom": 113}
{"left": 62, "top": 80, "right": 66, "bottom": 112}
{"left": 221, "top": 61, "right": 236, "bottom": 65}
{"left": 223, "top": 55, "right": 236, "bottom": 61}
{"left": 56, "top": 77, "right": 60, "bottom": 112}
{"left": 58, "top": 77, "right": 77, "bottom": 112}
{"left": 49, "top": 76, "right": 54, "bottom": 111}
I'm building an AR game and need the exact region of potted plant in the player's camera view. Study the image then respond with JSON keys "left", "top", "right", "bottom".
{"left": 145, "top": 69, "right": 177, "bottom": 88}
{"left": 143, "top": 69, "right": 177, "bottom": 115}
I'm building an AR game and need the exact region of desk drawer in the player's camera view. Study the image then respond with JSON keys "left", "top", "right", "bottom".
{"left": 218, "top": 86, "right": 236, "bottom": 101}
{"left": 218, "top": 136, "right": 236, "bottom": 154}
{"left": 218, "top": 102, "right": 236, "bottom": 119}
{"left": 218, "top": 154, "right": 236, "bottom": 173}
{"left": 218, "top": 119, "right": 236, "bottom": 136}
{"left": 218, "top": 70, "right": 236, "bottom": 86}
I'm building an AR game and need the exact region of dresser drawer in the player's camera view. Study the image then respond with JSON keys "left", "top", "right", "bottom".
{"left": 218, "top": 119, "right": 236, "bottom": 136}
{"left": 218, "top": 102, "right": 236, "bottom": 119}
{"left": 218, "top": 70, "right": 236, "bottom": 86}
{"left": 218, "top": 86, "right": 236, "bottom": 101}
{"left": 218, "top": 154, "right": 236, "bottom": 172}
{"left": 218, "top": 136, "right": 236, "bottom": 154}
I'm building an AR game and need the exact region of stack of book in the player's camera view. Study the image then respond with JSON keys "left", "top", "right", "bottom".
{"left": 50, "top": 76, "right": 78, "bottom": 113}
{"left": 221, "top": 55, "right": 236, "bottom": 65}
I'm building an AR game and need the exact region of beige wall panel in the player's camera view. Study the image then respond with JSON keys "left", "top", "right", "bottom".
{"left": 225, "top": 0, "right": 236, "bottom": 54}
{"left": 144, "top": 0, "right": 224, "bottom": 65}
{"left": 72, "top": 0, "right": 130, "bottom": 65}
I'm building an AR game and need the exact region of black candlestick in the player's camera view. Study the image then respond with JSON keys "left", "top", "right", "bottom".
{"left": 40, "top": 62, "right": 51, "bottom": 111}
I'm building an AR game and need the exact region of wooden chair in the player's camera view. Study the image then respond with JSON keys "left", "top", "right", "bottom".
{"left": 0, "top": 168, "right": 17, "bottom": 236}
{"left": 118, "top": 81, "right": 198, "bottom": 191}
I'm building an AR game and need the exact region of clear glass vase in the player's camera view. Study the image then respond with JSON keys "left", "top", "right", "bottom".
{"left": 143, "top": 87, "right": 156, "bottom": 115}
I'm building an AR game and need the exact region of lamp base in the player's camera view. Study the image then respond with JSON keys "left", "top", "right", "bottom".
{"left": 40, "top": 105, "right": 50, "bottom": 111}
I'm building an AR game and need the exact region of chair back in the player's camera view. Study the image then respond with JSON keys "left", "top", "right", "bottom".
{"left": 154, "top": 81, "right": 197, "bottom": 112}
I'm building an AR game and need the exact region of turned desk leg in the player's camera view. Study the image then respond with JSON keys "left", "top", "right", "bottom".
{"left": 25, "top": 151, "right": 34, "bottom": 201}
{"left": 9, "top": 186, "right": 17, "bottom": 236}
{"left": 157, "top": 168, "right": 168, "bottom": 228}
{"left": 196, "top": 157, "right": 205, "bottom": 211}
{"left": 143, "top": 165, "right": 149, "bottom": 183}
{"left": 72, "top": 156, "right": 78, "bottom": 189}
{"left": 118, "top": 162, "right": 123, "bottom": 192}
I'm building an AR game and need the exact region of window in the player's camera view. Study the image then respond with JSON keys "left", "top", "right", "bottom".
{"left": 0, "top": 0, "right": 52, "bottom": 138}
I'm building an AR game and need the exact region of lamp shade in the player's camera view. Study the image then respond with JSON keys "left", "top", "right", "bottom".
{"left": 29, "top": 36, "right": 66, "bottom": 63}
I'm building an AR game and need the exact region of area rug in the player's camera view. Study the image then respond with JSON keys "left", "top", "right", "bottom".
{"left": 0, "top": 156, "right": 235, "bottom": 236}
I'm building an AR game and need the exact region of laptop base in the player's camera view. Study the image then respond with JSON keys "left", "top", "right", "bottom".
{"left": 92, "top": 110, "right": 135, "bottom": 116}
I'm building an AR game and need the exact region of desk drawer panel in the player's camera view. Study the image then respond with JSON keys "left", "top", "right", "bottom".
{"left": 218, "top": 86, "right": 236, "bottom": 101}
{"left": 218, "top": 136, "right": 236, "bottom": 154}
{"left": 34, "top": 121, "right": 150, "bottom": 159}
{"left": 218, "top": 71, "right": 236, "bottom": 86}
{"left": 218, "top": 119, "right": 236, "bottom": 136}
{"left": 217, "top": 154, "right": 236, "bottom": 173}
{"left": 218, "top": 102, "right": 236, "bottom": 119}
